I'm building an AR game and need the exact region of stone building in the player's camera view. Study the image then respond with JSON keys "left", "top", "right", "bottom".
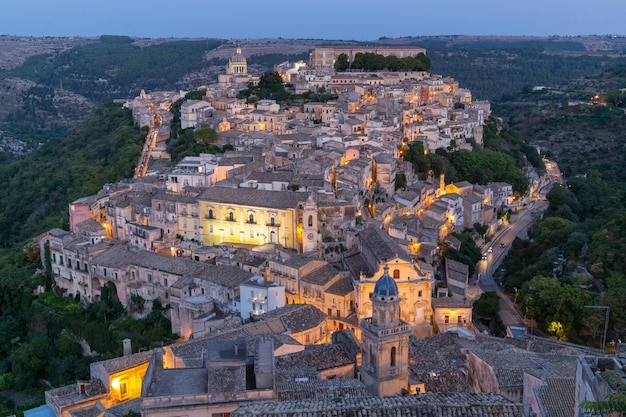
{"left": 360, "top": 265, "right": 412, "bottom": 396}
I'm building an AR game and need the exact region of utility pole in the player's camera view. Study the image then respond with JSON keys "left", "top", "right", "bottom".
{"left": 585, "top": 305, "right": 610, "bottom": 352}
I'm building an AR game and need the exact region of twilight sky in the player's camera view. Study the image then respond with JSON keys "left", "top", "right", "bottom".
{"left": 2, "top": 0, "right": 625, "bottom": 40}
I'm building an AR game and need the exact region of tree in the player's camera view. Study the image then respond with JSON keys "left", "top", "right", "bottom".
{"left": 334, "top": 53, "right": 350, "bottom": 72}
{"left": 474, "top": 291, "right": 500, "bottom": 317}
{"left": 194, "top": 128, "right": 218, "bottom": 152}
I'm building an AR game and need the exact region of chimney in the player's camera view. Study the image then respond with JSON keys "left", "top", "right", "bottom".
{"left": 123, "top": 338, "right": 132, "bottom": 356}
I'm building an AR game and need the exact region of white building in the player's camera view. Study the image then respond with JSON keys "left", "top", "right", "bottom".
{"left": 239, "top": 275, "right": 285, "bottom": 320}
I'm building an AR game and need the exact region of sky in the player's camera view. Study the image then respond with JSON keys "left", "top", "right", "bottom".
{"left": 1, "top": 0, "right": 625, "bottom": 40}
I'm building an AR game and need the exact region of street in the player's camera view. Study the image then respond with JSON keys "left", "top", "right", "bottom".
{"left": 476, "top": 160, "right": 557, "bottom": 331}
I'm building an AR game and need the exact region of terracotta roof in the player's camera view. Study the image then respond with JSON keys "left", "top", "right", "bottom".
{"left": 94, "top": 350, "right": 153, "bottom": 374}
{"left": 231, "top": 392, "right": 523, "bottom": 417}
{"left": 260, "top": 304, "right": 327, "bottom": 333}
{"left": 535, "top": 378, "right": 576, "bottom": 417}
{"left": 91, "top": 245, "right": 253, "bottom": 289}
{"left": 300, "top": 263, "right": 341, "bottom": 286}
{"left": 325, "top": 275, "right": 354, "bottom": 296}
{"left": 277, "top": 378, "right": 366, "bottom": 402}
{"left": 276, "top": 344, "right": 355, "bottom": 372}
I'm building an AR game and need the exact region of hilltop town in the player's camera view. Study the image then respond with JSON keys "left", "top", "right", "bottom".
{"left": 31, "top": 46, "right": 625, "bottom": 417}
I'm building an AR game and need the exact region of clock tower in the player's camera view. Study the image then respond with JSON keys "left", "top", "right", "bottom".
{"left": 302, "top": 193, "right": 318, "bottom": 253}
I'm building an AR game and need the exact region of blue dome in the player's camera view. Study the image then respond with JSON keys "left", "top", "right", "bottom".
{"left": 373, "top": 267, "right": 398, "bottom": 298}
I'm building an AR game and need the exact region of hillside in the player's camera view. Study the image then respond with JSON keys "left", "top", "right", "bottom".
{"left": 494, "top": 65, "right": 626, "bottom": 345}
{"left": 2, "top": 35, "right": 626, "bottom": 157}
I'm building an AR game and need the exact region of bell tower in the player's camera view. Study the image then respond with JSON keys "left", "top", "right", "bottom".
{"left": 359, "top": 264, "right": 411, "bottom": 396}
{"left": 302, "top": 193, "right": 318, "bottom": 253}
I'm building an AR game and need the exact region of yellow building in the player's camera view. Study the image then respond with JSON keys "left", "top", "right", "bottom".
{"left": 345, "top": 227, "right": 434, "bottom": 338}
{"left": 198, "top": 187, "right": 310, "bottom": 250}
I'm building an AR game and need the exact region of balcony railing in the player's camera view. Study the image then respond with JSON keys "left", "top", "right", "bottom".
{"left": 266, "top": 222, "right": 280, "bottom": 227}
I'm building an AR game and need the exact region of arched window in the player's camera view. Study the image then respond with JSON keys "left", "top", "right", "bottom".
{"left": 308, "top": 215, "right": 313, "bottom": 227}
{"left": 208, "top": 209, "right": 213, "bottom": 219}
{"left": 393, "top": 269, "right": 400, "bottom": 279}
{"left": 228, "top": 211, "right": 234, "bottom": 221}
{"left": 390, "top": 347, "right": 397, "bottom": 367}
{"left": 249, "top": 214, "right": 254, "bottom": 223}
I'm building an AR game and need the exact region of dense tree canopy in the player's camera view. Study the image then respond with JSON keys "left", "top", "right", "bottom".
{"left": 335, "top": 52, "right": 431, "bottom": 72}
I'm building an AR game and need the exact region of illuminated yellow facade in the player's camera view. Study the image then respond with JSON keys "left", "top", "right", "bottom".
{"left": 354, "top": 258, "right": 433, "bottom": 334}
{"left": 197, "top": 188, "right": 308, "bottom": 250}
{"left": 108, "top": 362, "right": 149, "bottom": 403}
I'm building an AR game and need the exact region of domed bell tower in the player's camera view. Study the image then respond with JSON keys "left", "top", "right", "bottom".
{"left": 359, "top": 264, "right": 411, "bottom": 396}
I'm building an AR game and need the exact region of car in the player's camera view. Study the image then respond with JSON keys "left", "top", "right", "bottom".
{"left": 487, "top": 247, "right": 493, "bottom": 253}
{"left": 482, "top": 253, "right": 488, "bottom": 260}
{"left": 500, "top": 242, "right": 506, "bottom": 248}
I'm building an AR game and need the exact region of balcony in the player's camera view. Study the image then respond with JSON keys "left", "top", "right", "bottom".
{"left": 266, "top": 221, "right": 280, "bottom": 227}
{"left": 249, "top": 296, "right": 267, "bottom": 304}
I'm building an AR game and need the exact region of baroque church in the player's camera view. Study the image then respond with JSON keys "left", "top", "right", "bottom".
{"left": 218, "top": 46, "right": 259, "bottom": 87}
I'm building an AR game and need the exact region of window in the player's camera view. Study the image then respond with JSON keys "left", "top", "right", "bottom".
{"left": 119, "top": 381, "right": 128, "bottom": 399}
{"left": 148, "top": 274, "right": 152, "bottom": 283}
{"left": 131, "top": 271, "right": 136, "bottom": 280}
{"left": 308, "top": 215, "right": 313, "bottom": 227}
{"left": 164, "top": 278, "right": 168, "bottom": 287}
{"left": 228, "top": 211, "right": 234, "bottom": 221}
{"left": 249, "top": 214, "right": 254, "bottom": 223}
{"left": 209, "top": 225, "right": 213, "bottom": 233}
{"left": 75, "top": 261, "right": 80, "bottom": 270}
{"left": 418, "top": 290, "right": 422, "bottom": 297}
{"left": 84, "top": 264, "right": 88, "bottom": 272}
{"left": 67, "top": 259, "right": 72, "bottom": 269}
{"left": 444, "top": 315, "right": 449, "bottom": 324}
{"left": 103, "top": 268, "right": 107, "bottom": 277}
{"left": 59, "top": 256, "right": 64, "bottom": 266}
{"left": 393, "top": 269, "right": 400, "bottom": 279}
{"left": 52, "top": 253, "right": 56, "bottom": 263}
{"left": 369, "top": 345, "right": 374, "bottom": 365}
{"left": 208, "top": 209, "right": 214, "bottom": 219}
{"left": 390, "top": 346, "right": 397, "bottom": 367}
{"left": 458, "top": 315, "right": 462, "bottom": 324}
{"left": 270, "top": 217, "right": 275, "bottom": 225}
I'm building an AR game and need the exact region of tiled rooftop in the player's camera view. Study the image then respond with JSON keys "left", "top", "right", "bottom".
{"left": 535, "top": 378, "right": 576, "bottom": 417}
{"left": 359, "top": 226, "right": 410, "bottom": 265}
{"left": 91, "top": 245, "right": 253, "bottom": 289}
{"left": 300, "top": 263, "right": 341, "bottom": 286}
{"left": 325, "top": 275, "right": 354, "bottom": 296}
{"left": 94, "top": 350, "right": 153, "bottom": 374}
{"left": 277, "top": 378, "right": 366, "bottom": 402}
{"left": 198, "top": 186, "right": 308, "bottom": 209}
{"left": 259, "top": 304, "right": 326, "bottom": 333}
{"left": 231, "top": 392, "right": 523, "bottom": 417}
{"left": 276, "top": 344, "right": 354, "bottom": 372}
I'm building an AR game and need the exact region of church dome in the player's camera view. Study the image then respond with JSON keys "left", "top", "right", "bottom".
{"left": 373, "top": 266, "right": 398, "bottom": 298}
{"left": 230, "top": 47, "right": 247, "bottom": 63}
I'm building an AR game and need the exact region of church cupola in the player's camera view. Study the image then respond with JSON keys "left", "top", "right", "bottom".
{"left": 371, "top": 264, "right": 401, "bottom": 327}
